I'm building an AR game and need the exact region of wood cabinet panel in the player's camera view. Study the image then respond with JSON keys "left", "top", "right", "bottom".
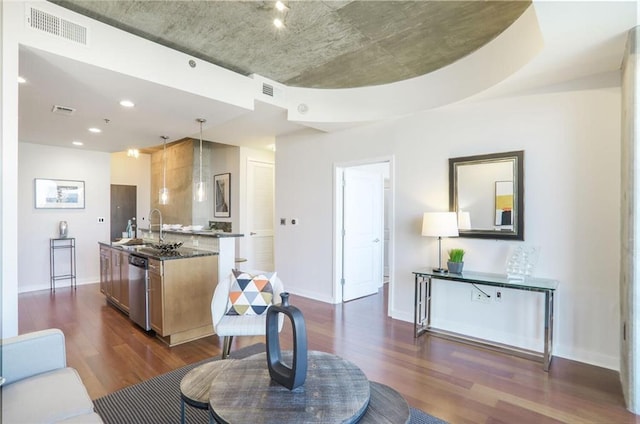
{"left": 119, "top": 251, "right": 130, "bottom": 312}
{"left": 101, "top": 245, "right": 130, "bottom": 314}
{"left": 162, "top": 255, "right": 218, "bottom": 336}
{"left": 99, "top": 246, "right": 110, "bottom": 295}
{"left": 148, "top": 258, "right": 164, "bottom": 335}
{"left": 110, "top": 250, "right": 122, "bottom": 304}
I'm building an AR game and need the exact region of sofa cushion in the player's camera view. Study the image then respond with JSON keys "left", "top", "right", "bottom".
{"left": 2, "top": 367, "right": 98, "bottom": 423}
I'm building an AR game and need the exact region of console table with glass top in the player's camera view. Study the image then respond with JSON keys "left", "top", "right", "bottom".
{"left": 412, "top": 268, "right": 558, "bottom": 371}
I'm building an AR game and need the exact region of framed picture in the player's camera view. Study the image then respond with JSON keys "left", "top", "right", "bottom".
{"left": 214, "top": 173, "right": 231, "bottom": 218}
{"left": 35, "top": 178, "right": 85, "bottom": 209}
{"left": 494, "top": 180, "right": 513, "bottom": 227}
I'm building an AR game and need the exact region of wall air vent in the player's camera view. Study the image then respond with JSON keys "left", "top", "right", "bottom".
{"left": 51, "top": 105, "right": 76, "bottom": 116}
{"left": 262, "top": 83, "right": 274, "bottom": 97}
{"left": 27, "top": 6, "right": 88, "bottom": 45}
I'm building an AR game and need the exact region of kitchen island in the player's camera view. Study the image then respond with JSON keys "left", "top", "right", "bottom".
{"left": 99, "top": 230, "right": 242, "bottom": 346}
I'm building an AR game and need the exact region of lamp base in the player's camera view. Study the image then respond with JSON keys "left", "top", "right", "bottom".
{"left": 432, "top": 267, "right": 448, "bottom": 273}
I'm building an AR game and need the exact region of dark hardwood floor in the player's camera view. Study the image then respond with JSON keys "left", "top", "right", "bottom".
{"left": 18, "top": 283, "right": 638, "bottom": 423}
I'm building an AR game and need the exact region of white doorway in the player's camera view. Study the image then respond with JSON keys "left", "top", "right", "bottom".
{"left": 335, "top": 159, "right": 393, "bottom": 309}
{"left": 246, "top": 159, "right": 275, "bottom": 271}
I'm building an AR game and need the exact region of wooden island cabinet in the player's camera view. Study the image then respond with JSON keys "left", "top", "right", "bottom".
{"left": 99, "top": 242, "right": 219, "bottom": 346}
{"left": 149, "top": 255, "right": 218, "bottom": 346}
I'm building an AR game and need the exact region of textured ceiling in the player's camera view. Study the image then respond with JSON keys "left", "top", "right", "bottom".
{"left": 51, "top": 0, "right": 530, "bottom": 89}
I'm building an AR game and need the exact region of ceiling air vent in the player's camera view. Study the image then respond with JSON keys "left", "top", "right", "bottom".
{"left": 27, "top": 6, "right": 88, "bottom": 45}
{"left": 262, "top": 83, "right": 274, "bottom": 97}
{"left": 51, "top": 105, "right": 76, "bottom": 116}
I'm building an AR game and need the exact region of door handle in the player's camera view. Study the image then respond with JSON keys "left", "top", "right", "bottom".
{"left": 373, "top": 238, "right": 380, "bottom": 243}
{"left": 250, "top": 232, "right": 257, "bottom": 235}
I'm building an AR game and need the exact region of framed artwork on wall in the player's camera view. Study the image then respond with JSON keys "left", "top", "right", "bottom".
{"left": 35, "top": 178, "right": 85, "bottom": 209}
{"left": 214, "top": 173, "right": 231, "bottom": 218}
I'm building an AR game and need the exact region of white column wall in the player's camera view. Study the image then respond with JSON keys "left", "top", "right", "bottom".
{"left": 620, "top": 25, "right": 640, "bottom": 414}
{"left": 2, "top": 1, "right": 21, "bottom": 337}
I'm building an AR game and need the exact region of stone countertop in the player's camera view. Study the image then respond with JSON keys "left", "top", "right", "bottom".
{"left": 99, "top": 241, "right": 218, "bottom": 261}
{"left": 145, "top": 229, "right": 244, "bottom": 238}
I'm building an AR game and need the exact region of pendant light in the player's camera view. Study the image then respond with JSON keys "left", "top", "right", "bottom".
{"left": 159, "top": 135, "right": 169, "bottom": 205}
{"left": 194, "top": 118, "right": 207, "bottom": 202}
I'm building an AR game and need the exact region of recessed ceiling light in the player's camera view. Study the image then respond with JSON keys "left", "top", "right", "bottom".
{"left": 88, "top": 127, "right": 102, "bottom": 133}
{"left": 275, "top": 1, "right": 288, "bottom": 12}
{"left": 17, "top": 76, "right": 26, "bottom": 84}
{"left": 273, "top": 18, "right": 284, "bottom": 29}
{"left": 119, "top": 100, "right": 135, "bottom": 108}
{"left": 72, "top": 141, "right": 84, "bottom": 146}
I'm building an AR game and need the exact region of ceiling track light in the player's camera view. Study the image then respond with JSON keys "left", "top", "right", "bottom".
{"left": 159, "top": 136, "right": 169, "bottom": 205}
{"left": 194, "top": 118, "right": 207, "bottom": 203}
{"left": 275, "top": 1, "right": 289, "bottom": 12}
{"left": 273, "top": 1, "right": 288, "bottom": 29}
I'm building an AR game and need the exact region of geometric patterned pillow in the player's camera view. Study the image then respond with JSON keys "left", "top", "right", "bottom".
{"left": 225, "top": 270, "right": 276, "bottom": 316}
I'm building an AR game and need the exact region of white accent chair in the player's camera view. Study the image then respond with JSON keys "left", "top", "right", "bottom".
{"left": 211, "top": 271, "right": 284, "bottom": 359}
{"left": 1, "top": 328, "right": 103, "bottom": 423}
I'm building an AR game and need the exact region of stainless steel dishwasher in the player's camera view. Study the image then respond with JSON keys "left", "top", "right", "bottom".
{"left": 128, "top": 254, "right": 151, "bottom": 331}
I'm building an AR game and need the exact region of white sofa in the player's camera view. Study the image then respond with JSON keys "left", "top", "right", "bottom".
{"left": 1, "top": 328, "right": 103, "bottom": 423}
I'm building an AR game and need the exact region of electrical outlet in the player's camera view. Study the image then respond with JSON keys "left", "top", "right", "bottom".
{"left": 97, "top": 217, "right": 105, "bottom": 223}
{"left": 471, "top": 287, "right": 492, "bottom": 303}
{"left": 291, "top": 218, "right": 298, "bottom": 225}
{"left": 280, "top": 218, "right": 286, "bottom": 225}
{"left": 495, "top": 290, "right": 502, "bottom": 302}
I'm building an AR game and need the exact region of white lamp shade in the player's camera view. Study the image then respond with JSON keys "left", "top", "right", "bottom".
{"left": 458, "top": 211, "right": 471, "bottom": 230}
{"left": 421, "top": 212, "right": 459, "bottom": 237}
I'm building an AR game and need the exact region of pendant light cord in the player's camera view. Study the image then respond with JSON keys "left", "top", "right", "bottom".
{"left": 199, "top": 120, "right": 203, "bottom": 184}
{"left": 196, "top": 118, "right": 207, "bottom": 201}
{"left": 162, "top": 136, "right": 167, "bottom": 189}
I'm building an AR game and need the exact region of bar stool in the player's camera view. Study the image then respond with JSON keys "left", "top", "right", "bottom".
{"left": 234, "top": 257, "right": 247, "bottom": 270}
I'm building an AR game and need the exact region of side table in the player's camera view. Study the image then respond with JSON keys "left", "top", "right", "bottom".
{"left": 50, "top": 237, "right": 76, "bottom": 292}
{"left": 179, "top": 359, "right": 236, "bottom": 424}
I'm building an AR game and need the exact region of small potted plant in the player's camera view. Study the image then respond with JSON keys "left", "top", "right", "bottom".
{"left": 447, "top": 248, "right": 465, "bottom": 274}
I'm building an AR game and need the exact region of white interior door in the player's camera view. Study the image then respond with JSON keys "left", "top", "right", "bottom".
{"left": 246, "top": 160, "right": 274, "bottom": 272}
{"left": 342, "top": 168, "right": 384, "bottom": 301}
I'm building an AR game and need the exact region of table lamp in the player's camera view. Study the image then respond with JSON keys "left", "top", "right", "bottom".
{"left": 457, "top": 211, "right": 471, "bottom": 230}
{"left": 421, "top": 212, "right": 459, "bottom": 273}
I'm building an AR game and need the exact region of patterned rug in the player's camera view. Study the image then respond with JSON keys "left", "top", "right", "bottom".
{"left": 94, "top": 344, "right": 447, "bottom": 423}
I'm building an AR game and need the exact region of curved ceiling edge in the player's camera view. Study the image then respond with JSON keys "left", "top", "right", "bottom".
{"left": 285, "top": 5, "right": 543, "bottom": 126}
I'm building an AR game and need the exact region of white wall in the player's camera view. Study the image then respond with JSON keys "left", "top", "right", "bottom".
{"left": 211, "top": 144, "right": 240, "bottom": 231}
{"left": 275, "top": 83, "right": 621, "bottom": 369}
{"left": 18, "top": 143, "right": 110, "bottom": 292}
{"left": 111, "top": 152, "right": 151, "bottom": 234}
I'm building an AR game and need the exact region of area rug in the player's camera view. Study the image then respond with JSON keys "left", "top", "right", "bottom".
{"left": 94, "top": 344, "right": 447, "bottom": 424}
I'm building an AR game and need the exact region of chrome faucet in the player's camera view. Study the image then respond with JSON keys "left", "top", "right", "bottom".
{"left": 149, "top": 208, "right": 163, "bottom": 243}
